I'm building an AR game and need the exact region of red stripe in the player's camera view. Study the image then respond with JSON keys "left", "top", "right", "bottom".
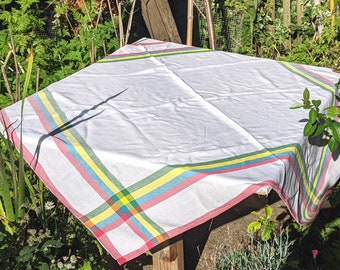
{"left": 28, "top": 96, "right": 161, "bottom": 246}
{"left": 296, "top": 64, "right": 337, "bottom": 85}
{"left": 107, "top": 46, "right": 200, "bottom": 58}
{"left": 0, "top": 110, "right": 82, "bottom": 218}
{"left": 28, "top": 96, "right": 111, "bottom": 201}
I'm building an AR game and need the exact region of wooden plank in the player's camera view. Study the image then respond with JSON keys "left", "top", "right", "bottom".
{"left": 141, "top": 0, "right": 182, "bottom": 43}
{"left": 152, "top": 238, "right": 184, "bottom": 270}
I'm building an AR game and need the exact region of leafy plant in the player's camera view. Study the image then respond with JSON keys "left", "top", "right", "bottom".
{"left": 247, "top": 204, "right": 276, "bottom": 241}
{"left": 284, "top": 203, "right": 340, "bottom": 270}
{"left": 217, "top": 229, "right": 294, "bottom": 269}
{"left": 290, "top": 83, "right": 340, "bottom": 152}
{"left": 0, "top": 32, "right": 39, "bottom": 236}
{"left": 283, "top": 0, "right": 340, "bottom": 70}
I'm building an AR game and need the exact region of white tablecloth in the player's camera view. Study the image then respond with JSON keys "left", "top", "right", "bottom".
{"left": 1, "top": 38, "right": 339, "bottom": 264}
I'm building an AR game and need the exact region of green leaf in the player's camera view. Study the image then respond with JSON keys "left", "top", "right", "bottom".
{"left": 19, "top": 245, "right": 35, "bottom": 262}
{"left": 303, "top": 88, "right": 310, "bottom": 102}
{"left": 37, "top": 262, "right": 49, "bottom": 270}
{"left": 290, "top": 103, "right": 304, "bottom": 109}
{"left": 250, "top": 210, "right": 260, "bottom": 218}
{"left": 313, "top": 123, "right": 327, "bottom": 136}
{"left": 335, "top": 79, "right": 340, "bottom": 89}
{"left": 92, "top": 239, "right": 103, "bottom": 256}
{"left": 304, "top": 120, "right": 317, "bottom": 136}
{"left": 264, "top": 205, "right": 272, "bottom": 219}
{"left": 326, "top": 106, "right": 339, "bottom": 118}
{"left": 261, "top": 227, "right": 272, "bottom": 241}
{"left": 80, "top": 261, "right": 92, "bottom": 270}
{"left": 247, "top": 221, "right": 262, "bottom": 233}
{"left": 41, "top": 239, "right": 63, "bottom": 249}
{"left": 312, "top": 99, "right": 321, "bottom": 108}
{"left": 330, "top": 122, "right": 340, "bottom": 142}
{"left": 309, "top": 109, "right": 318, "bottom": 124}
{"left": 303, "top": 100, "right": 311, "bottom": 109}
{"left": 328, "top": 137, "right": 340, "bottom": 152}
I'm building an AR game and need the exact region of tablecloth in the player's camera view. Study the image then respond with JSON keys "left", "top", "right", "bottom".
{"left": 1, "top": 38, "right": 339, "bottom": 264}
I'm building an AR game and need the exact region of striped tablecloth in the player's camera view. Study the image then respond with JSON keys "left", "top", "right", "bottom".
{"left": 1, "top": 38, "right": 339, "bottom": 264}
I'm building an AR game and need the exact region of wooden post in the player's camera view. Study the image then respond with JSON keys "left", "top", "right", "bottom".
{"left": 330, "top": 0, "right": 335, "bottom": 27}
{"left": 268, "top": 0, "right": 275, "bottom": 33}
{"left": 186, "top": 0, "right": 194, "bottom": 45}
{"left": 141, "top": 0, "right": 182, "bottom": 43}
{"left": 204, "top": 0, "right": 216, "bottom": 50}
{"left": 152, "top": 239, "right": 184, "bottom": 270}
{"left": 296, "top": 0, "right": 303, "bottom": 42}
{"left": 283, "top": 0, "right": 291, "bottom": 50}
{"left": 313, "top": 0, "right": 324, "bottom": 38}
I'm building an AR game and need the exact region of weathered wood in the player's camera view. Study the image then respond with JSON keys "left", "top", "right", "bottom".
{"left": 152, "top": 239, "right": 184, "bottom": 270}
{"left": 186, "top": 0, "right": 194, "bottom": 45}
{"left": 296, "top": 0, "right": 303, "bottom": 26}
{"left": 141, "top": 0, "right": 182, "bottom": 43}
{"left": 267, "top": 0, "right": 275, "bottom": 33}
{"left": 283, "top": 0, "right": 291, "bottom": 49}
{"left": 330, "top": 0, "right": 335, "bottom": 27}
{"left": 296, "top": 0, "right": 303, "bottom": 42}
{"left": 204, "top": 0, "right": 216, "bottom": 49}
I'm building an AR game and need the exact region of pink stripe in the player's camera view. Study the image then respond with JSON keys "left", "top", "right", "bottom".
{"left": 94, "top": 156, "right": 281, "bottom": 237}
{"left": 118, "top": 180, "right": 299, "bottom": 265}
{"left": 316, "top": 154, "right": 332, "bottom": 194}
{"left": 94, "top": 233, "right": 124, "bottom": 264}
{"left": 166, "top": 181, "right": 279, "bottom": 238}
{"left": 107, "top": 46, "right": 198, "bottom": 58}
{"left": 0, "top": 110, "right": 82, "bottom": 218}
{"left": 296, "top": 64, "right": 337, "bottom": 85}
{"left": 28, "top": 97, "right": 111, "bottom": 201}
{"left": 28, "top": 97, "right": 157, "bottom": 245}
{"left": 305, "top": 153, "right": 332, "bottom": 216}
{"left": 131, "top": 41, "right": 169, "bottom": 46}
{"left": 93, "top": 152, "right": 311, "bottom": 236}
{"left": 119, "top": 179, "right": 332, "bottom": 264}
{"left": 130, "top": 41, "right": 196, "bottom": 48}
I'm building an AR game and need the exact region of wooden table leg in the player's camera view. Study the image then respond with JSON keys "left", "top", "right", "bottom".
{"left": 152, "top": 238, "right": 184, "bottom": 270}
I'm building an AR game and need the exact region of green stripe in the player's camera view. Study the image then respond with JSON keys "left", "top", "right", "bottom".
{"left": 98, "top": 48, "right": 211, "bottom": 63}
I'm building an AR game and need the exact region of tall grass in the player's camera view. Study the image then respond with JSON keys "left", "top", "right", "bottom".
{"left": 0, "top": 32, "right": 40, "bottom": 234}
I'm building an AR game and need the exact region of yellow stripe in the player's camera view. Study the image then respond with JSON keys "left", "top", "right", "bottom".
{"left": 39, "top": 92, "right": 121, "bottom": 194}
{"left": 40, "top": 92, "right": 165, "bottom": 235}
{"left": 281, "top": 62, "right": 336, "bottom": 93}
{"left": 86, "top": 149, "right": 276, "bottom": 227}
{"left": 272, "top": 145, "right": 309, "bottom": 188}
{"left": 303, "top": 147, "right": 329, "bottom": 220}
{"left": 99, "top": 48, "right": 211, "bottom": 63}
{"left": 99, "top": 54, "right": 149, "bottom": 62}
{"left": 88, "top": 205, "right": 162, "bottom": 238}
{"left": 281, "top": 62, "right": 336, "bottom": 219}
{"left": 133, "top": 212, "right": 163, "bottom": 237}
{"left": 131, "top": 150, "right": 274, "bottom": 198}
{"left": 89, "top": 207, "right": 115, "bottom": 225}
